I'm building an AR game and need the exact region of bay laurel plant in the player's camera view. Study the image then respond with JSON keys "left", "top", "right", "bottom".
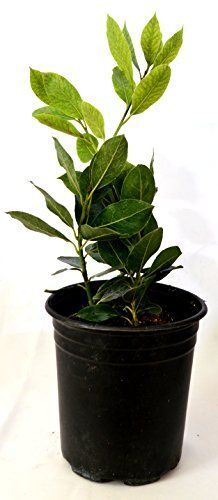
{"left": 8, "top": 14, "right": 184, "bottom": 326}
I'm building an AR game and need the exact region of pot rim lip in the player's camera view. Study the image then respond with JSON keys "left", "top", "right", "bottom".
{"left": 45, "top": 282, "right": 208, "bottom": 333}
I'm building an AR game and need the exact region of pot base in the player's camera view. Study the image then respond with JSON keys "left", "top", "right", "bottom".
{"left": 68, "top": 457, "right": 180, "bottom": 486}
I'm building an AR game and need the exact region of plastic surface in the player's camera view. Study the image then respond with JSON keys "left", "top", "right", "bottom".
{"left": 46, "top": 282, "right": 207, "bottom": 485}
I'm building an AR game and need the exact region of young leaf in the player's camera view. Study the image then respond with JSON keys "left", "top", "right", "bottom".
{"left": 57, "top": 256, "right": 82, "bottom": 269}
{"left": 76, "top": 304, "right": 118, "bottom": 322}
{"left": 148, "top": 246, "right": 182, "bottom": 275}
{"left": 112, "top": 67, "right": 133, "bottom": 105}
{"left": 91, "top": 135, "right": 128, "bottom": 192}
{"left": 81, "top": 102, "right": 105, "bottom": 139}
{"left": 30, "top": 69, "right": 83, "bottom": 119}
{"left": 30, "top": 68, "right": 50, "bottom": 104}
{"left": 30, "top": 182, "right": 73, "bottom": 227}
{"left": 123, "top": 23, "right": 140, "bottom": 72}
{"left": 121, "top": 164, "right": 156, "bottom": 203}
{"left": 131, "top": 64, "right": 171, "bottom": 115}
{"left": 154, "top": 28, "right": 183, "bottom": 67}
{"left": 127, "top": 228, "right": 163, "bottom": 273}
{"left": 141, "top": 14, "right": 162, "bottom": 66}
{"left": 32, "top": 108, "right": 83, "bottom": 137}
{"left": 7, "top": 212, "right": 71, "bottom": 242}
{"left": 32, "top": 106, "right": 73, "bottom": 120}
{"left": 93, "top": 199, "right": 153, "bottom": 237}
{"left": 53, "top": 138, "right": 81, "bottom": 199}
{"left": 98, "top": 240, "right": 129, "bottom": 268}
{"left": 107, "top": 15, "right": 133, "bottom": 84}
{"left": 76, "top": 133, "right": 98, "bottom": 163}
{"left": 94, "top": 277, "right": 131, "bottom": 303}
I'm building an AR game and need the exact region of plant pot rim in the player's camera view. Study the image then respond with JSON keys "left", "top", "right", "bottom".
{"left": 45, "top": 281, "right": 207, "bottom": 334}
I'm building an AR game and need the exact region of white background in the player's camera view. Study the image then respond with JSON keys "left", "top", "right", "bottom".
{"left": 0, "top": 0, "right": 218, "bottom": 498}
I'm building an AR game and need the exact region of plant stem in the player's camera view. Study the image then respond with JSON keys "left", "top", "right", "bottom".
{"left": 113, "top": 103, "right": 131, "bottom": 137}
{"left": 77, "top": 233, "right": 93, "bottom": 305}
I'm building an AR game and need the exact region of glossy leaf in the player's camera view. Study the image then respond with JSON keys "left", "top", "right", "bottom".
{"left": 81, "top": 224, "right": 119, "bottom": 241}
{"left": 52, "top": 267, "right": 81, "bottom": 275}
{"left": 141, "top": 214, "right": 158, "bottom": 236}
{"left": 94, "top": 277, "right": 131, "bottom": 303}
{"left": 85, "top": 243, "right": 105, "bottom": 263}
{"left": 141, "top": 14, "right": 162, "bottom": 66}
{"left": 142, "top": 300, "right": 162, "bottom": 315}
{"left": 154, "top": 28, "right": 183, "bottom": 67}
{"left": 127, "top": 228, "right": 163, "bottom": 273}
{"left": 7, "top": 211, "right": 70, "bottom": 242}
{"left": 112, "top": 67, "right": 133, "bottom": 105}
{"left": 98, "top": 240, "right": 129, "bottom": 268}
{"left": 131, "top": 64, "right": 171, "bottom": 115}
{"left": 82, "top": 102, "right": 105, "bottom": 139}
{"left": 90, "top": 267, "right": 118, "bottom": 279}
{"left": 76, "top": 133, "right": 98, "bottom": 163}
{"left": 107, "top": 15, "right": 133, "bottom": 84}
{"left": 58, "top": 173, "right": 76, "bottom": 194}
{"left": 57, "top": 256, "right": 82, "bottom": 269}
{"left": 121, "top": 164, "right": 156, "bottom": 203}
{"left": 30, "top": 182, "right": 73, "bottom": 227}
{"left": 76, "top": 304, "right": 118, "bottom": 322}
{"left": 91, "top": 135, "right": 128, "bottom": 191}
{"left": 53, "top": 138, "right": 81, "bottom": 199}
{"left": 148, "top": 246, "right": 182, "bottom": 275}
{"left": 32, "top": 107, "right": 82, "bottom": 137}
{"left": 92, "top": 199, "right": 153, "bottom": 238}
{"left": 123, "top": 23, "right": 140, "bottom": 72}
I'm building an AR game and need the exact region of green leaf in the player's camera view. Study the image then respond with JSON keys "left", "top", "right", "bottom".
{"left": 58, "top": 173, "right": 75, "bottom": 194}
{"left": 81, "top": 224, "right": 119, "bottom": 241}
{"left": 123, "top": 23, "right": 140, "bottom": 72}
{"left": 131, "top": 64, "right": 171, "bottom": 115}
{"left": 76, "top": 304, "right": 118, "bottom": 322}
{"left": 121, "top": 164, "right": 156, "bottom": 203}
{"left": 91, "top": 135, "right": 128, "bottom": 192}
{"left": 92, "top": 199, "right": 153, "bottom": 238}
{"left": 150, "top": 149, "right": 155, "bottom": 175}
{"left": 112, "top": 67, "right": 133, "bottom": 105}
{"left": 98, "top": 240, "right": 129, "bottom": 268}
{"left": 32, "top": 106, "right": 73, "bottom": 120}
{"left": 141, "top": 214, "right": 158, "bottom": 236}
{"left": 141, "top": 14, "right": 162, "bottom": 66}
{"left": 57, "top": 256, "right": 82, "bottom": 269}
{"left": 30, "top": 182, "right": 73, "bottom": 227}
{"left": 81, "top": 102, "right": 105, "bottom": 139}
{"left": 127, "top": 228, "right": 163, "bottom": 273}
{"left": 141, "top": 300, "right": 162, "bottom": 315}
{"left": 30, "top": 68, "right": 50, "bottom": 105}
{"left": 107, "top": 15, "right": 133, "bottom": 84}
{"left": 94, "top": 277, "right": 131, "bottom": 303}
{"left": 32, "top": 107, "right": 82, "bottom": 137}
{"left": 154, "top": 28, "right": 183, "bottom": 67}
{"left": 7, "top": 211, "right": 70, "bottom": 242}
{"left": 30, "top": 69, "right": 83, "bottom": 119}
{"left": 148, "top": 246, "right": 182, "bottom": 276}
{"left": 76, "top": 133, "right": 98, "bottom": 163}
{"left": 52, "top": 268, "right": 70, "bottom": 275}
{"left": 53, "top": 138, "right": 81, "bottom": 199}
{"left": 90, "top": 267, "right": 118, "bottom": 279}
{"left": 85, "top": 243, "right": 105, "bottom": 263}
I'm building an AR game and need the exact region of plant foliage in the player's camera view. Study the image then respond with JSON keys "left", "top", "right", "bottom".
{"left": 8, "top": 14, "right": 183, "bottom": 326}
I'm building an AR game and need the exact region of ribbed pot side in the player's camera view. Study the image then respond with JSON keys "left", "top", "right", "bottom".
{"left": 46, "top": 282, "right": 207, "bottom": 486}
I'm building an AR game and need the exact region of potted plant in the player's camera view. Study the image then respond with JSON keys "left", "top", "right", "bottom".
{"left": 7, "top": 14, "right": 207, "bottom": 485}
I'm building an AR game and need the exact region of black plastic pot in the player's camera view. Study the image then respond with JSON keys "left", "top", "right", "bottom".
{"left": 46, "top": 282, "right": 207, "bottom": 485}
